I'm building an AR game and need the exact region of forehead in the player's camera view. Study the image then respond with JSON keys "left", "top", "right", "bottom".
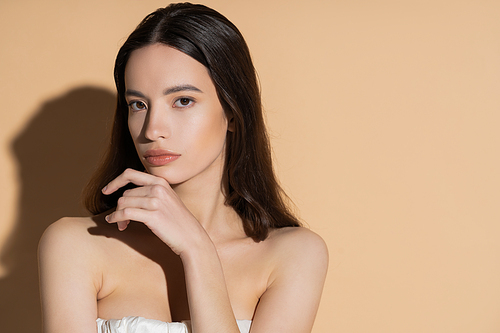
{"left": 124, "top": 43, "right": 213, "bottom": 91}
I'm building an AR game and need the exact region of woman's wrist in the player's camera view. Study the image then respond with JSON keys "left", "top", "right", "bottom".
{"left": 178, "top": 229, "right": 217, "bottom": 264}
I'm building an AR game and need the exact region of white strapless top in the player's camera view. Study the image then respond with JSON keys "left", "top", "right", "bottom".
{"left": 97, "top": 316, "right": 252, "bottom": 333}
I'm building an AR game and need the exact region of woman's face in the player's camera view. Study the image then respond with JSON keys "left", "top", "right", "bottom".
{"left": 125, "top": 43, "right": 229, "bottom": 185}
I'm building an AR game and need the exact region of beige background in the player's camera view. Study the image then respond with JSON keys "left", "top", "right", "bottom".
{"left": 1, "top": 0, "right": 499, "bottom": 332}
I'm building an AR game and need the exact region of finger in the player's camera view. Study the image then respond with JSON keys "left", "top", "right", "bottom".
{"left": 102, "top": 168, "right": 167, "bottom": 195}
{"left": 104, "top": 214, "right": 130, "bottom": 231}
{"left": 106, "top": 207, "right": 151, "bottom": 226}
{"left": 117, "top": 220, "right": 130, "bottom": 231}
{"left": 116, "top": 196, "right": 162, "bottom": 211}
{"left": 123, "top": 185, "right": 174, "bottom": 203}
{"left": 121, "top": 185, "right": 155, "bottom": 198}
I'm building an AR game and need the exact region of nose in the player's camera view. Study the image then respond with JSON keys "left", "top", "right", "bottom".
{"left": 143, "top": 105, "right": 171, "bottom": 141}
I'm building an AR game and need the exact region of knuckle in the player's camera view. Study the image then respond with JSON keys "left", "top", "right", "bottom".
{"left": 123, "top": 168, "right": 139, "bottom": 178}
{"left": 122, "top": 207, "right": 132, "bottom": 216}
{"left": 150, "top": 197, "right": 161, "bottom": 209}
{"left": 108, "top": 211, "right": 118, "bottom": 221}
{"left": 151, "top": 184, "right": 165, "bottom": 196}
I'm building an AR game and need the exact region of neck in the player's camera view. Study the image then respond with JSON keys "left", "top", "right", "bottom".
{"left": 171, "top": 165, "right": 244, "bottom": 243}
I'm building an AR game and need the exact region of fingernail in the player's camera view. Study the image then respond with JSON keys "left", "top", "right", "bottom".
{"left": 105, "top": 215, "right": 109, "bottom": 222}
{"left": 102, "top": 186, "right": 107, "bottom": 193}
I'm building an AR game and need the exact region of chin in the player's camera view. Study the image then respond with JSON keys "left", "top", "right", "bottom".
{"left": 144, "top": 167, "right": 186, "bottom": 185}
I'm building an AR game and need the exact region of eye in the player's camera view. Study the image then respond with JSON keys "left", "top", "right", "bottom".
{"left": 173, "top": 97, "right": 194, "bottom": 108}
{"left": 128, "top": 100, "right": 147, "bottom": 112}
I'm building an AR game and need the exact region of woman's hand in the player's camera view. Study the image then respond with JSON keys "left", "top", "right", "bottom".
{"left": 102, "top": 168, "right": 207, "bottom": 256}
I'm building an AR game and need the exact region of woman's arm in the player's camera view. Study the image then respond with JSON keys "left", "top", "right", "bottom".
{"left": 250, "top": 228, "right": 329, "bottom": 333}
{"left": 38, "top": 218, "right": 100, "bottom": 333}
{"left": 181, "top": 237, "right": 241, "bottom": 333}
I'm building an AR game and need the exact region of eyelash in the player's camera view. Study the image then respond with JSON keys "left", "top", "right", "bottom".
{"left": 128, "top": 100, "right": 147, "bottom": 112}
{"left": 173, "top": 97, "right": 194, "bottom": 108}
{"left": 127, "top": 97, "right": 195, "bottom": 112}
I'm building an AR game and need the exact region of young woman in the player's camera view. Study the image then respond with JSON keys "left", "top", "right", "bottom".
{"left": 38, "top": 3, "right": 328, "bottom": 333}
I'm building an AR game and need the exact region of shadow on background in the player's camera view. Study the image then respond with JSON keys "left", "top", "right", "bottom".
{"left": 0, "top": 87, "right": 115, "bottom": 332}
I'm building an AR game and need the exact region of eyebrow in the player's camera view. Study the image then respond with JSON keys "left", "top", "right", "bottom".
{"left": 125, "top": 84, "right": 203, "bottom": 98}
{"left": 164, "top": 84, "right": 203, "bottom": 95}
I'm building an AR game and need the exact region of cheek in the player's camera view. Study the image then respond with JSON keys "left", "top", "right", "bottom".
{"left": 185, "top": 109, "right": 227, "bottom": 144}
{"left": 128, "top": 115, "right": 143, "bottom": 141}
{"left": 200, "top": 113, "right": 227, "bottom": 147}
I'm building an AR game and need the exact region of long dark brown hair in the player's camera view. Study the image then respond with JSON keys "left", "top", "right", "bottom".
{"left": 84, "top": 2, "right": 301, "bottom": 241}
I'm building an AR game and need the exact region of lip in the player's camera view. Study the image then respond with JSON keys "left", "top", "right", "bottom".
{"left": 143, "top": 149, "right": 181, "bottom": 166}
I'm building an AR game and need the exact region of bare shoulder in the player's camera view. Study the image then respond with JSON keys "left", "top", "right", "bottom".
{"left": 266, "top": 226, "right": 329, "bottom": 275}
{"left": 268, "top": 227, "right": 329, "bottom": 257}
{"left": 41, "top": 216, "right": 99, "bottom": 236}
{"left": 38, "top": 215, "right": 111, "bottom": 272}
{"left": 39, "top": 216, "right": 100, "bottom": 253}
